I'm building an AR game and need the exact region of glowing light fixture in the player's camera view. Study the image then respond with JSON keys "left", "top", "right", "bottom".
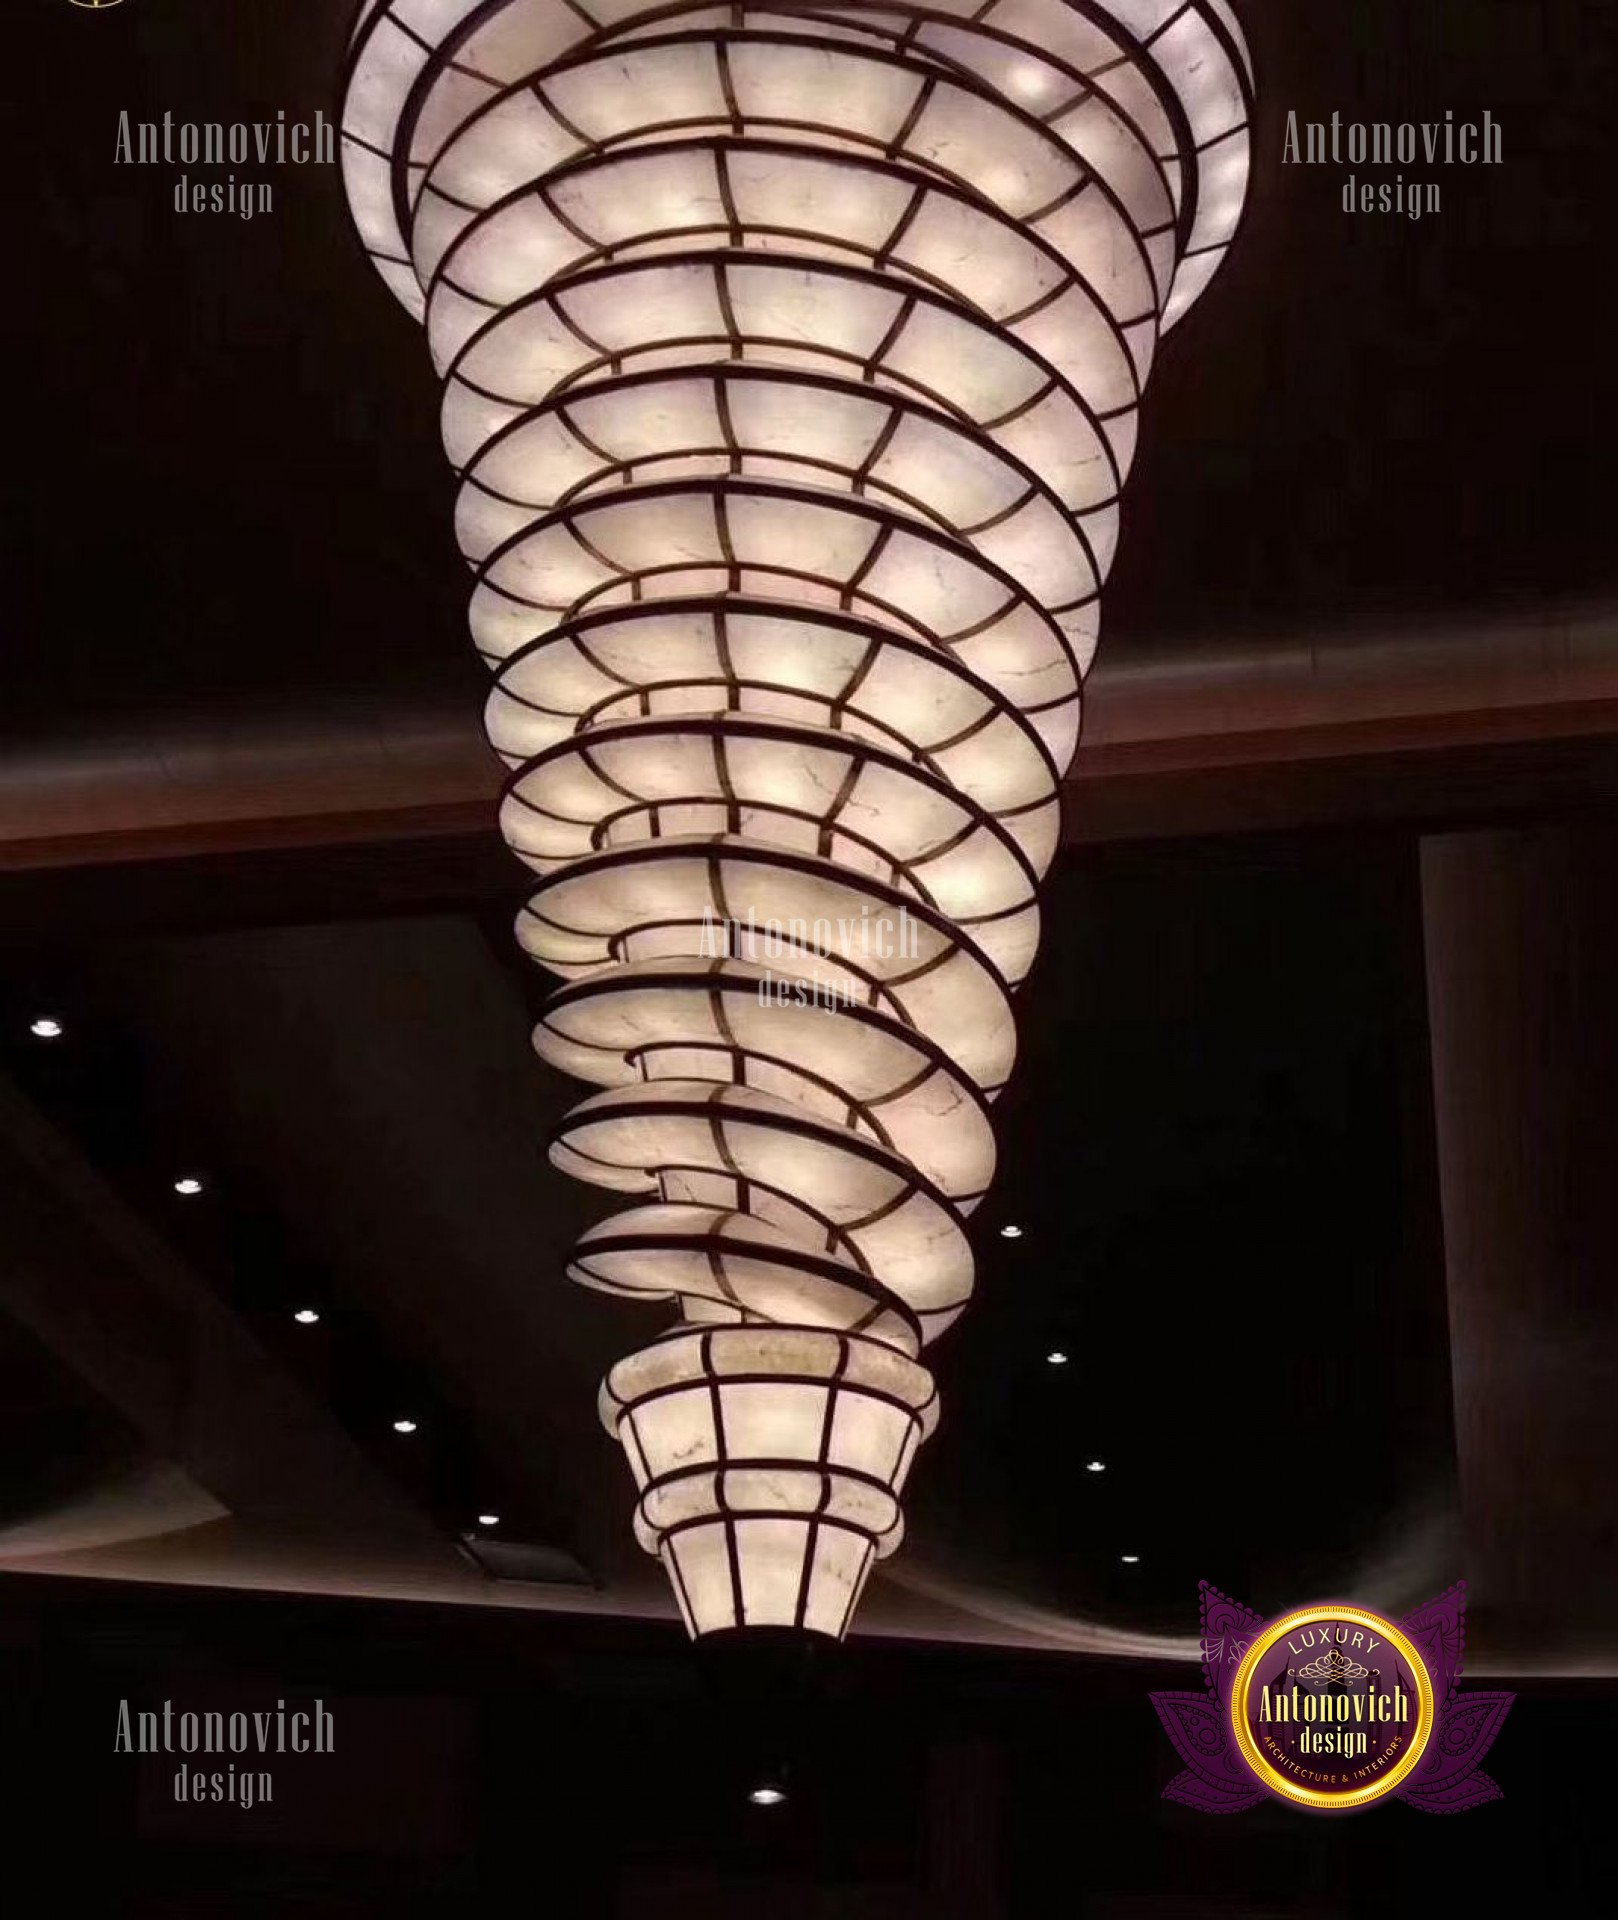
{"left": 749, "top": 1784, "right": 787, "bottom": 1809}
{"left": 294, "top": 1308, "right": 321, "bottom": 1325}
{"left": 477, "top": 1512, "right": 501, "bottom": 1528}
{"left": 29, "top": 1017, "right": 64, "bottom": 1040}
{"left": 393, "top": 1418, "right": 419, "bottom": 1435}
{"left": 173, "top": 1176, "right": 204, "bottom": 1197}
{"left": 341, "top": 0, "right": 1252, "bottom": 1639}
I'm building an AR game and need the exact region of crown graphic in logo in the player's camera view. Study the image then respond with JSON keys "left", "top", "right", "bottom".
{"left": 1296, "top": 1647, "right": 1370, "bottom": 1681}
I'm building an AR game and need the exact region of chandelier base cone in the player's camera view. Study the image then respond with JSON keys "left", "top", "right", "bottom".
{"left": 340, "top": 0, "right": 1253, "bottom": 1640}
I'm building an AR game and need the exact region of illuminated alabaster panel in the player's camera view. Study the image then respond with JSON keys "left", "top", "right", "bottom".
{"left": 341, "top": 0, "right": 1252, "bottom": 1638}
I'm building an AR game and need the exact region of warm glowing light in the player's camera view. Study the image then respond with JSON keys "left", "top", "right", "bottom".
{"left": 340, "top": 0, "right": 1252, "bottom": 1641}
{"left": 393, "top": 1418, "right": 419, "bottom": 1435}
{"left": 477, "top": 1513, "right": 501, "bottom": 1528}
{"left": 1005, "top": 61, "right": 1056, "bottom": 105}
{"left": 29, "top": 1017, "right": 63, "bottom": 1040}
{"left": 173, "top": 1176, "right": 204, "bottom": 1197}
{"left": 1001, "top": 1225, "right": 1025, "bottom": 1241}
{"left": 1121, "top": 1554, "right": 1141, "bottom": 1565}
{"left": 749, "top": 1785, "right": 787, "bottom": 1808}
{"left": 294, "top": 1308, "right": 321, "bottom": 1325}
{"left": 1046, "top": 1350, "right": 1070, "bottom": 1367}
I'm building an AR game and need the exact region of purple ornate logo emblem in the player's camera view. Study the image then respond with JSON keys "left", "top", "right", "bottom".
{"left": 1151, "top": 1581, "right": 1513, "bottom": 1813}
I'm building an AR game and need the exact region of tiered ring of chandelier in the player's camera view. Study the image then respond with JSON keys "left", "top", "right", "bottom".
{"left": 342, "top": 0, "right": 1252, "bottom": 1638}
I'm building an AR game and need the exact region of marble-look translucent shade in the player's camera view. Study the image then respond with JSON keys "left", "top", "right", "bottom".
{"left": 341, "top": 0, "right": 1252, "bottom": 1641}
{"left": 602, "top": 1326, "right": 939, "bottom": 1634}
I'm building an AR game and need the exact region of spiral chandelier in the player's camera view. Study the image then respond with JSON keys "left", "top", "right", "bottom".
{"left": 340, "top": 0, "right": 1252, "bottom": 1639}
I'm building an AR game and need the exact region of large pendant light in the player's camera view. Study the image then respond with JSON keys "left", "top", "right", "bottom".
{"left": 340, "top": 0, "right": 1253, "bottom": 1638}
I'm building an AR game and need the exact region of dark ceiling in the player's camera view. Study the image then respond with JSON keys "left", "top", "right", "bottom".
{"left": 0, "top": 820, "right": 1455, "bottom": 1636}
{"left": 7, "top": 0, "right": 1614, "bottom": 750}
{"left": 1, "top": 0, "right": 1616, "bottom": 1861}
{"left": 2, "top": 1572, "right": 1607, "bottom": 1917}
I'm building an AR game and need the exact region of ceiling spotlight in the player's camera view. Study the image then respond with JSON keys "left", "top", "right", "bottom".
{"left": 476, "top": 1513, "right": 500, "bottom": 1528}
{"left": 392, "top": 1418, "right": 418, "bottom": 1435}
{"left": 29, "top": 1017, "right": 63, "bottom": 1040}
{"left": 1085, "top": 1459, "right": 1107, "bottom": 1474}
{"left": 748, "top": 1784, "right": 787, "bottom": 1809}
{"left": 1120, "top": 1554, "right": 1141, "bottom": 1565}
{"left": 1000, "top": 1224, "right": 1024, "bottom": 1240}
{"left": 1045, "top": 1350, "right": 1069, "bottom": 1367}
{"left": 172, "top": 1176, "right": 204, "bottom": 1197}
{"left": 293, "top": 1308, "right": 321, "bottom": 1326}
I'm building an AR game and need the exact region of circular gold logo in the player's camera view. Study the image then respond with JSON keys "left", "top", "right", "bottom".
{"left": 69, "top": 0, "right": 127, "bottom": 10}
{"left": 1228, "top": 1603, "right": 1435, "bottom": 1810}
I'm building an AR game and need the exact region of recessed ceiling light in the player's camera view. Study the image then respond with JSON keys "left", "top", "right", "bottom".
{"left": 1085, "top": 1459, "right": 1106, "bottom": 1473}
{"left": 1120, "top": 1554, "right": 1140, "bottom": 1565}
{"left": 748, "top": 1785, "right": 787, "bottom": 1808}
{"left": 293, "top": 1308, "right": 320, "bottom": 1326}
{"left": 173, "top": 1176, "right": 204, "bottom": 1197}
{"left": 476, "top": 1512, "right": 500, "bottom": 1528}
{"left": 1045, "top": 1350, "right": 1069, "bottom": 1367}
{"left": 392, "top": 1418, "right": 418, "bottom": 1435}
{"left": 29, "top": 1017, "right": 63, "bottom": 1040}
{"left": 1000, "top": 1224, "right": 1023, "bottom": 1239}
